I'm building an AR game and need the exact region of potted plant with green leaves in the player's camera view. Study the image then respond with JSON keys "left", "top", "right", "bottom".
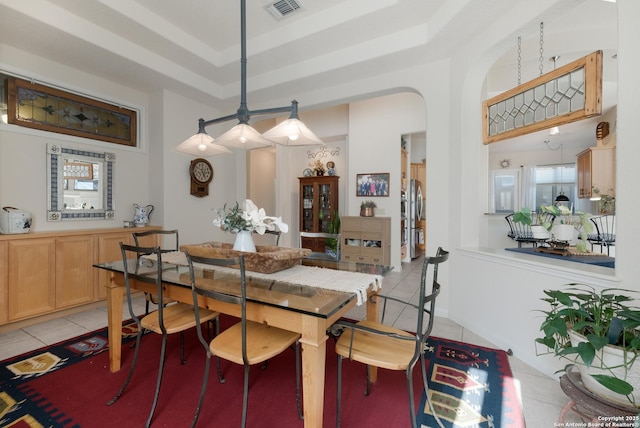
{"left": 512, "top": 207, "right": 552, "bottom": 239}
{"left": 541, "top": 205, "right": 574, "bottom": 242}
{"left": 360, "top": 200, "right": 376, "bottom": 217}
{"left": 536, "top": 284, "right": 640, "bottom": 408}
{"left": 540, "top": 205, "right": 593, "bottom": 252}
{"left": 593, "top": 187, "right": 616, "bottom": 214}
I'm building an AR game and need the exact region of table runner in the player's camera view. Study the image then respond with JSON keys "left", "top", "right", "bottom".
{"left": 152, "top": 251, "right": 383, "bottom": 306}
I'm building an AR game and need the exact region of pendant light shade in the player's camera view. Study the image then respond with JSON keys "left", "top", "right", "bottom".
{"left": 216, "top": 123, "right": 274, "bottom": 149}
{"left": 262, "top": 118, "right": 323, "bottom": 146}
{"left": 261, "top": 100, "right": 323, "bottom": 146}
{"left": 555, "top": 193, "right": 570, "bottom": 202}
{"left": 175, "top": 132, "right": 232, "bottom": 156}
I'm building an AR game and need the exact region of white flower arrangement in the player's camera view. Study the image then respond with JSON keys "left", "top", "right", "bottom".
{"left": 212, "top": 199, "right": 289, "bottom": 234}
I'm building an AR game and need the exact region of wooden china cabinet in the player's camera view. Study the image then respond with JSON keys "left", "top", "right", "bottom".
{"left": 299, "top": 176, "right": 339, "bottom": 253}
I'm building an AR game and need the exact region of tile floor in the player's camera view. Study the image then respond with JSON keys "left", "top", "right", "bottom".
{"left": 0, "top": 255, "right": 572, "bottom": 426}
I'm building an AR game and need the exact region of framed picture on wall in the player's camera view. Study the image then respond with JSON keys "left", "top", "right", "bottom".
{"left": 356, "top": 173, "right": 390, "bottom": 196}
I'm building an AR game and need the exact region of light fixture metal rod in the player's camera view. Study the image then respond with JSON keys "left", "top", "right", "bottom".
{"left": 195, "top": 1, "right": 299, "bottom": 132}
{"left": 238, "top": 0, "right": 249, "bottom": 123}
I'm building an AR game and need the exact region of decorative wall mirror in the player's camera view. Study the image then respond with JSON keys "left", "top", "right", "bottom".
{"left": 46, "top": 143, "right": 115, "bottom": 221}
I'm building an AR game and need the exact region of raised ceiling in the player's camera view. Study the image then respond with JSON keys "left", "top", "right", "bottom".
{"left": 0, "top": 0, "right": 617, "bottom": 151}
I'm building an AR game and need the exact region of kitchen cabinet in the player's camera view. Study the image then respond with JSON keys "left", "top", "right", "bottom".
{"left": 299, "top": 176, "right": 339, "bottom": 253}
{"left": 96, "top": 231, "right": 134, "bottom": 299}
{"left": 576, "top": 146, "right": 616, "bottom": 199}
{"left": 7, "top": 238, "right": 56, "bottom": 321}
{"left": 410, "top": 162, "right": 426, "bottom": 184}
{"left": 341, "top": 216, "right": 391, "bottom": 265}
{"left": 56, "top": 235, "right": 96, "bottom": 308}
{"left": 401, "top": 149, "right": 408, "bottom": 190}
{"left": 0, "top": 226, "right": 160, "bottom": 325}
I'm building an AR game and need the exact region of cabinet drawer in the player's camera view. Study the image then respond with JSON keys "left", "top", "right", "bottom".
{"left": 361, "top": 218, "right": 385, "bottom": 231}
{"left": 364, "top": 255, "right": 385, "bottom": 264}
{"left": 362, "top": 246, "right": 383, "bottom": 257}
{"left": 342, "top": 217, "right": 385, "bottom": 232}
{"left": 341, "top": 217, "right": 361, "bottom": 231}
{"left": 341, "top": 245, "right": 361, "bottom": 255}
{"left": 342, "top": 254, "right": 385, "bottom": 264}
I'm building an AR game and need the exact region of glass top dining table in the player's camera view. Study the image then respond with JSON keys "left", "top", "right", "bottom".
{"left": 94, "top": 255, "right": 392, "bottom": 428}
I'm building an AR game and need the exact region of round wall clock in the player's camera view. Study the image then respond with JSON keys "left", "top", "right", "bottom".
{"left": 189, "top": 158, "right": 213, "bottom": 197}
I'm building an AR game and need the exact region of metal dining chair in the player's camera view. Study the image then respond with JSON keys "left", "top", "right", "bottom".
{"left": 107, "top": 243, "right": 219, "bottom": 428}
{"left": 258, "top": 229, "right": 281, "bottom": 245}
{"left": 505, "top": 212, "right": 555, "bottom": 248}
{"left": 185, "top": 251, "right": 303, "bottom": 428}
{"left": 588, "top": 214, "right": 616, "bottom": 255}
{"left": 333, "top": 247, "right": 449, "bottom": 428}
{"left": 132, "top": 229, "right": 180, "bottom": 314}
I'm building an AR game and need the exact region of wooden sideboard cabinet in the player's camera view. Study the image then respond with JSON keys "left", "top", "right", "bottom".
{"left": 576, "top": 146, "right": 616, "bottom": 199}
{"left": 6, "top": 237, "right": 57, "bottom": 321}
{"left": 0, "top": 226, "right": 160, "bottom": 325}
{"left": 340, "top": 216, "right": 391, "bottom": 265}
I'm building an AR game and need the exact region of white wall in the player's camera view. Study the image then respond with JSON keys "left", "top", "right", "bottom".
{"left": 160, "top": 90, "right": 245, "bottom": 246}
{"left": 0, "top": 45, "right": 150, "bottom": 231}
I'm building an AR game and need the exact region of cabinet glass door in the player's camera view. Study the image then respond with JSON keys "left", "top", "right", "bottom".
{"left": 301, "top": 184, "right": 314, "bottom": 232}
{"left": 318, "top": 183, "right": 333, "bottom": 232}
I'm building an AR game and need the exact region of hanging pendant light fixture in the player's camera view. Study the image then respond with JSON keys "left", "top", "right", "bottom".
{"left": 176, "top": 0, "right": 322, "bottom": 155}
{"left": 555, "top": 141, "right": 570, "bottom": 203}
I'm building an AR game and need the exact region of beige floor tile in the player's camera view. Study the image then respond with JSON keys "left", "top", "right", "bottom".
{"left": 22, "top": 317, "right": 90, "bottom": 346}
{"left": 0, "top": 329, "right": 46, "bottom": 360}
{"left": 65, "top": 308, "right": 109, "bottom": 331}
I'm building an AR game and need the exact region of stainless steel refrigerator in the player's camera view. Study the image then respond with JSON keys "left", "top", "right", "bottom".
{"left": 409, "top": 179, "right": 423, "bottom": 258}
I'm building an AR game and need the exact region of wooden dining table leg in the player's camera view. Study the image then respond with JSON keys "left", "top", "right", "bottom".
{"left": 106, "top": 272, "right": 124, "bottom": 373}
{"left": 367, "top": 293, "right": 380, "bottom": 382}
{"left": 300, "top": 316, "right": 328, "bottom": 428}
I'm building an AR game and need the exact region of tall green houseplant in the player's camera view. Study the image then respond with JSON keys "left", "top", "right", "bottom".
{"left": 326, "top": 210, "right": 341, "bottom": 257}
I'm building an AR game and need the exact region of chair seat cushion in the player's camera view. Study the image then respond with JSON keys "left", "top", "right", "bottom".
{"left": 141, "top": 303, "right": 218, "bottom": 334}
{"left": 335, "top": 320, "right": 416, "bottom": 371}
{"left": 588, "top": 233, "right": 616, "bottom": 244}
{"left": 210, "top": 321, "right": 300, "bottom": 365}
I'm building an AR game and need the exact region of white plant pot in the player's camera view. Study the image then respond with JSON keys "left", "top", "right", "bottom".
{"left": 568, "top": 329, "right": 640, "bottom": 408}
{"left": 233, "top": 230, "right": 256, "bottom": 252}
{"left": 552, "top": 224, "right": 574, "bottom": 242}
{"left": 531, "top": 225, "right": 550, "bottom": 240}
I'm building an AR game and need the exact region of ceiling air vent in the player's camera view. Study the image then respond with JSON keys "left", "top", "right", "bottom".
{"left": 265, "top": 0, "right": 304, "bottom": 20}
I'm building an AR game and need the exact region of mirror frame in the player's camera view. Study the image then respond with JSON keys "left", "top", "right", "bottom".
{"left": 46, "top": 143, "right": 115, "bottom": 221}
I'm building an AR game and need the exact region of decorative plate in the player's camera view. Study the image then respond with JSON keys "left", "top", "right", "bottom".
{"left": 303, "top": 168, "right": 313, "bottom": 177}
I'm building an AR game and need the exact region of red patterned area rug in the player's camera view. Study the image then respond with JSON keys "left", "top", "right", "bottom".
{"left": 0, "top": 318, "right": 524, "bottom": 427}
{"left": 418, "top": 337, "right": 525, "bottom": 428}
